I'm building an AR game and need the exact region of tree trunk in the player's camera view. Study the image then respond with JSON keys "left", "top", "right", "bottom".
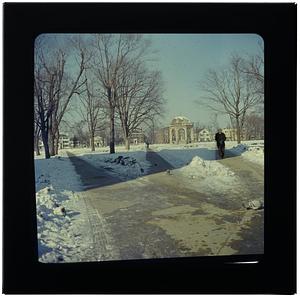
{"left": 54, "top": 131, "right": 59, "bottom": 155}
{"left": 124, "top": 136, "right": 130, "bottom": 151}
{"left": 49, "top": 131, "right": 56, "bottom": 156}
{"left": 90, "top": 133, "right": 95, "bottom": 152}
{"left": 109, "top": 106, "right": 115, "bottom": 154}
{"left": 54, "top": 140, "right": 59, "bottom": 155}
{"left": 34, "top": 137, "right": 40, "bottom": 156}
{"left": 41, "top": 130, "right": 50, "bottom": 159}
{"left": 48, "top": 115, "right": 55, "bottom": 156}
{"left": 236, "top": 117, "right": 241, "bottom": 144}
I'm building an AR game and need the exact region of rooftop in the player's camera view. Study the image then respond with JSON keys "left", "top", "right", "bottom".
{"left": 171, "top": 116, "right": 192, "bottom": 125}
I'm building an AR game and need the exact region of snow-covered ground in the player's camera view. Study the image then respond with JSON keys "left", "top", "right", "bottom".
{"left": 230, "top": 142, "right": 264, "bottom": 166}
{"left": 35, "top": 152, "right": 96, "bottom": 263}
{"left": 152, "top": 140, "right": 264, "bottom": 168}
{"left": 71, "top": 148, "right": 151, "bottom": 181}
{"left": 35, "top": 140, "right": 264, "bottom": 262}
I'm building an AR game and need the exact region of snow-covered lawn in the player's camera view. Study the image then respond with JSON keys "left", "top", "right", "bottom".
{"left": 35, "top": 153, "right": 95, "bottom": 263}
{"left": 71, "top": 148, "right": 151, "bottom": 181}
{"left": 230, "top": 143, "right": 264, "bottom": 166}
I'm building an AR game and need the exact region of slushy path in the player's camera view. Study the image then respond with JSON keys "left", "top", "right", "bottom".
{"left": 67, "top": 150, "right": 264, "bottom": 261}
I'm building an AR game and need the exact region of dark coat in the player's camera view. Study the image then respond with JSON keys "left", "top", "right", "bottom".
{"left": 215, "top": 132, "right": 226, "bottom": 146}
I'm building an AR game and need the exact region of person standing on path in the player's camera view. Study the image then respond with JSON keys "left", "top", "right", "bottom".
{"left": 215, "top": 128, "right": 226, "bottom": 158}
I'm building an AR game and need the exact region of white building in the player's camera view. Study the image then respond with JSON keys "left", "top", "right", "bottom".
{"left": 198, "top": 129, "right": 212, "bottom": 142}
{"left": 169, "top": 116, "right": 194, "bottom": 144}
{"left": 222, "top": 128, "right": 246, "bottom": 141}
{"left": 59, "top": 133, "right": 70, "bottom": 149}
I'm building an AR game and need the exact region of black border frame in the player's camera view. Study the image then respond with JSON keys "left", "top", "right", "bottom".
{"left": 3, "top": 3, "right": 296, "bottom": 294}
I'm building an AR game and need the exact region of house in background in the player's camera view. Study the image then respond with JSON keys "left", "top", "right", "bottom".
{"left": 59, "top": 133, "right": 70, "bottom": 149}
{"left": 198, "top": 128, "right": 212, "bottom": 142}
{"left": 222, "top": 128, "right": 246, "bottom": 141}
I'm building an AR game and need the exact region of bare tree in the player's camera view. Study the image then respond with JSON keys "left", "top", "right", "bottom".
{"left": 78, "top": 71, "right": 104, "bottom": 151}
{"left": 34, "top": 119, "right": 41, "bottom": 156}
{"left": 34, "top": 36, "right": 89, "bottom": 157}
{"left": 71, "top": 120, "right": 90, "bottom": 147}
{"left": 33, "top": 93, "right": 41, "bottom": 156}
{"left": 243, "top": 113, "right": 264, "bottom": 140}
{"left": 242, "top": 42, "right": 264, "bottom": 96}
{"left": 116, "top": 61, "right": 165, "bottom": 150}
{"left": 49, "top": 39, "right": 88, "bottom": 155}
{"left": 199, "top": 55, "right": 263, "bottom": 144}
{"left": 208, "top": 113, "right": 220, "bottom": 133}
{"left": 92, "top": 34, "right": 151, "bottom": 154}
{"left": 34, "top": 38, "right": 56, "bottom": 159}
{"left": 34, "top": 77, "right": 51, "bottom": 159}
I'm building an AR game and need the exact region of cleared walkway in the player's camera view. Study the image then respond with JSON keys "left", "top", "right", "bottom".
{"left": 66, "top": 150, "right": 264, "bottom": 261}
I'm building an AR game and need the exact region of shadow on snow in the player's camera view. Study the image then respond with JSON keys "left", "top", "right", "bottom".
{"left": 35, "top": 146, "right": 242, "bottom": 194}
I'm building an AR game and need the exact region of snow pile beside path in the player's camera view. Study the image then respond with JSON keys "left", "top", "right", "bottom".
{"left": 231, "top": 143, "right": 264, "bottom": 166}
{"left": 35, "top": 156, "right": 94, "bottom": 263}
{"left": 175, "top": 156, "right": 238, "bottom": 192}
{"left": 231, "top": 144, "right": 248, "bottom": 154}
{"left": 184, "top": 156, "right": 235, "bottom": 177}
{"left": 78, "top": 151, "right": 151, "bottom": 181}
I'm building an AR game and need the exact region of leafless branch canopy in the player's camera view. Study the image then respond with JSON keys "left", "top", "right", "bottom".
{"left": 197, "top": 54, "right": 264, "bottom": 143}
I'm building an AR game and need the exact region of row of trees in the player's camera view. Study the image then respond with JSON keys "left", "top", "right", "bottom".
{"left": 34, "top": 34, "right": 165, "bottom": 158}
{"left": 34, "top": 37, "right": 87, "bottom": 158}
{"left": 198, "top": 44, "right": 264, "bottom": 144}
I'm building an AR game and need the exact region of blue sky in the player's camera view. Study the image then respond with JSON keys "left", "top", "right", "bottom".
{"left": 145, "top": 34, "right": 263, "bottom": 127}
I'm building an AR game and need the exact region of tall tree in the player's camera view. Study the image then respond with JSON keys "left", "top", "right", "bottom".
{"left": 71, "top": 120, "right": 90, "bottom": 147}
{"left": 34, "top": 36, "right": 88, "bottom": 157}
{"left": 242, "top": 42, "right": 264, "bottom": 96}
{"left": 34, "top": 38, "right": 57, "bottom": 159}
{"left": 34, "top": 118, "right": 41, "bottom": 156}
{"left": 92, "top": 34, "right": 151, "bottom": 153}
{"left": 116, "top": 61, "right": 165, "bottom": 150}
{"left": 199, "top": 55, "right": 263, "bottom": 144}
{"left": 49, "top": 38, "right": 88, "bottom": 155}
{"left": 78, "top": 71, "right": 104, "bottom": 151}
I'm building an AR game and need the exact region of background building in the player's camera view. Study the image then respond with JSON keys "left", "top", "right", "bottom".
{"left": 198, "top": 128, "right": 212, "bottom": 142}
{"left": 169, "top": 116, "right": 194, "bottom": 144}
{"left": 222, "top": 128, "right": 246, "bottom": 141}
{"left": 59, "top": 133, "right": 70, "bottom": 149}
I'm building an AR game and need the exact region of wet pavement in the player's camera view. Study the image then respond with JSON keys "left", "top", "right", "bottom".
{"left": 67, "top": 149, "right": 264, "bottom": 261}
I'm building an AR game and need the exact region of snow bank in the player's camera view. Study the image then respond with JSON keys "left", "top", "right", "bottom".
{"left": 182, "top": 156, "right": 235, "bottom": 177}
{"left": 230, "top": 143, "right": 264, "bottom": 166}
{"left": 174, "top": 156, "right": 238, "bottom": 192}
{"left": 35, "top": 155, "right": 94, "bottom": 263}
